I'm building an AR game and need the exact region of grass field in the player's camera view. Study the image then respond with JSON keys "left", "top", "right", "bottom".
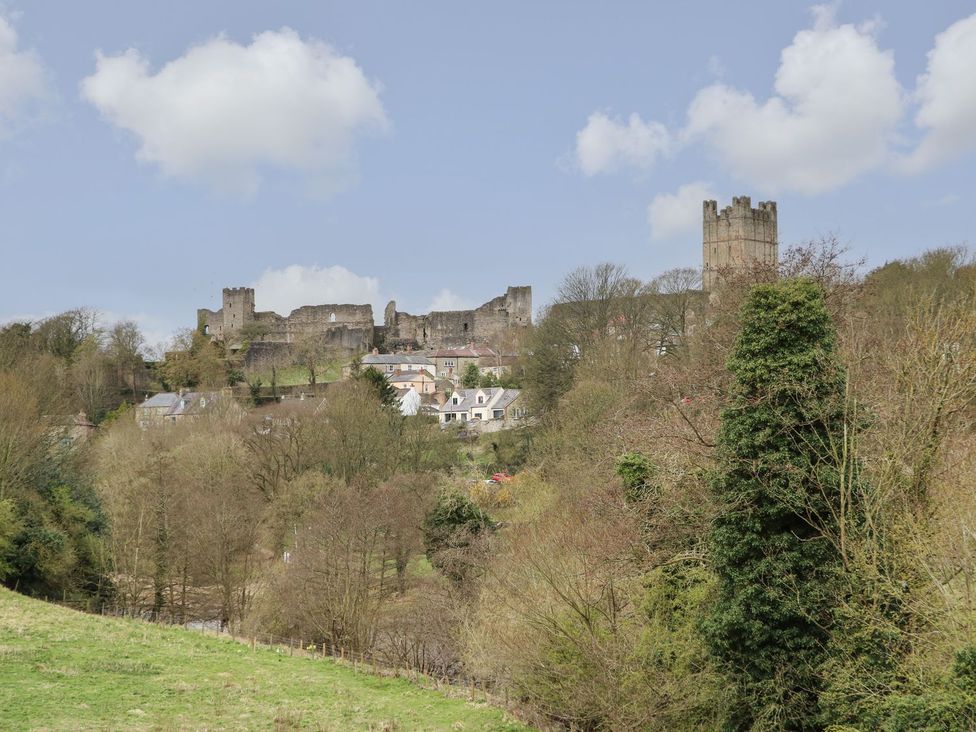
{"left": 248, "top": 362, "right": 344, "bottom": 388}
{"left": 0, "top": 588, "right": 530, "bottom": 731}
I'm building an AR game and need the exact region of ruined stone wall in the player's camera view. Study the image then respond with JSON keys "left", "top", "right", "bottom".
{"left": 200, "top": 285, "right": 530, "bottom": 354}
{"left": 702, "top": 197, "right": 777, "bottom": 290}
{"left": 250, "top": 304, "right": 373, "bottom": 344}
{"left": 383, "top": 285, "right": 532, "bottom": 350}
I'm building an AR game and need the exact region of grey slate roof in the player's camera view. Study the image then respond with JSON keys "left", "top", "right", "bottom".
{"left": 439, "top": 387, "right": 522, "bottom": 414}
{"left": 137, "top": 392, "right": 219, "bottom": 417}
{"left": 139, "top": 393, "right": 181, "bottom": 409}
{"left": 493, "top": 389, "right": 521, "bottom": 411}
{"left": 389, "top": 369, "right": 434, "bottom": 382}
{"left": 361, "top": 354, "right": 434, "bottom": 366}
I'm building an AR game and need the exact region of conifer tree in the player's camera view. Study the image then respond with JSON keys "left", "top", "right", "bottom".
{"left": 705, "top": 279, "right": 845, "bottom": 729}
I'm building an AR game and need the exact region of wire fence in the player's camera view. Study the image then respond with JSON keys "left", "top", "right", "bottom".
{"left": 51, "top": 597, "right": 516, "bottom": 713}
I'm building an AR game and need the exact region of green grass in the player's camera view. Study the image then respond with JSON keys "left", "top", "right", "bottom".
{"left": 0, "top": 588, "right": 530, "bottom": 731}
{"left": 248, "top": 363, "right": 343, "bottom": 388}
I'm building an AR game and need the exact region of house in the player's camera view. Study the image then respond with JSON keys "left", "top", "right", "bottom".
{"left": 135, "top": 391, "right": 231, "bottom": 428}
{"left": 433, "top": 346, "right": 511, "bottom": 383}
{"left": 397, "top": 388, "right": 422, "bottom": 416}
{"left": 438, "top": 387, "right": 525, "bottom": 425}
{"left": 389, "top": 368, "right": 437, "bottom": 394}
{"left": 359, "top": 352, "right": 436, "bottom": 376}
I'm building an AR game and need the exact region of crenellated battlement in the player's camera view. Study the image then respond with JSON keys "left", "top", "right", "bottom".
{"left": 704, "top": 197, "right": 777, "bottom": 224}
{"left": 702, "top": 195, "right": 778, "bottom": 290}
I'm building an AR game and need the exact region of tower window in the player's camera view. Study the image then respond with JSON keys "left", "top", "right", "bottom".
{"left": 330, "top": 312, "right": 336, "bottom": 323}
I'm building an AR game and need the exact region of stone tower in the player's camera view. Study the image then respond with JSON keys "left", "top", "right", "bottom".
{"left": 504, "top": 286, "right": 532, "bottom": 326}
{"left": 221, "top": 287, "right": 255, "bottom": 338}
{"left": 702, "top": 196, "right": 778, "bottom": 290}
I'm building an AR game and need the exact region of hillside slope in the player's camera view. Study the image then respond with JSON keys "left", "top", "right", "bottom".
{"left": 0, "top": 589, "right": 528, "bottom": 731}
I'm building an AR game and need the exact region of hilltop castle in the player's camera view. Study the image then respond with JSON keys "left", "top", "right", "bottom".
{"left": 197, "top": 285, "right": 532, "bottom": 356}
{"left": 702, "top": 196, "right": 778, "bottom": 290}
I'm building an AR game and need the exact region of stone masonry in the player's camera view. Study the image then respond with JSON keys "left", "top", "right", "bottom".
{"left": 382, "top": 286, "right": 532, "bottom": 351}
{"left": 197, "top": 285, "right": 532, "bottom": 355}
{"left": 702, "top": 196, "right": 778, "bottom": 290}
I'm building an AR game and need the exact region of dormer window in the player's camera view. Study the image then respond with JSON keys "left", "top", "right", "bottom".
{"left": 452, "top": 397, "right": 459, "bottom": 405}
{"left": 477, "top": 396, "right": 483, "bottom": 404}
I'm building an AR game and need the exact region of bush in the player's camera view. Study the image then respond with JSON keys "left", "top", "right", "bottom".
{"left": 422, "top": 490, "right": 496, "bottom": 583}
{"left": 615, "top": 451, "right": 657, "bottom": 503}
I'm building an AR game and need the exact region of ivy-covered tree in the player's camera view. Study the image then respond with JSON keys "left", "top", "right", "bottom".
{"left": 615, "top": 451, "right": 657, "bottom": 504}
{"left": 422, "top": 490, "right": 496, "bottom": 583}
{"left": 705, "top": 278, "right": 846, "bottom": 729}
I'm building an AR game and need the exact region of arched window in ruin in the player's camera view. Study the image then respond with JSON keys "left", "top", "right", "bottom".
{"left": 330, "top": 312, "right": 336, "bottom": 323}
{"left": 463, "top": 322, "right": 468, "bottom": 333}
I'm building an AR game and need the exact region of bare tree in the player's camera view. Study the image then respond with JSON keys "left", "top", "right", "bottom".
{"left": 108, "top": 320, "right": 145, "bottom": 400}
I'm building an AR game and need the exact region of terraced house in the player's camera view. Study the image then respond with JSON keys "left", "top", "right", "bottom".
{"left": 438, "top": 387, "right": 524, "bottom": 425}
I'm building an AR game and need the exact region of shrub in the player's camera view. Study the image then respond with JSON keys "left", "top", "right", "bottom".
{"left": 422, "top": 490, "right": 496, "bottom": 583}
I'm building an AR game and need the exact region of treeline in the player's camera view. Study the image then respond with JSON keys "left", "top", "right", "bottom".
{"left": 468, "top": 242, "right": 976, "bottom": 729}
{"left": 2, "top": 243, "right": 975, "bottom": 729}
{"left": 0, "top": 310, "right": 150, "bottom": 599}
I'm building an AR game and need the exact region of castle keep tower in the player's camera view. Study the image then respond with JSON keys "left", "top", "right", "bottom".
{"left": 702, "top": 196, "right": 778, "bottom": 290}
{"left": 221, "top": 287, "right": 255, "bottom": 338}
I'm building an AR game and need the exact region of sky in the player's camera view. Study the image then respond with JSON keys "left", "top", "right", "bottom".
{"left": 0, "top": 1, "right": 974, "bottom": 349}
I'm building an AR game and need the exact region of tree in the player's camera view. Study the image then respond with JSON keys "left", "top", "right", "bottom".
{"left": 648, "top": 267, "right": 703, "bottom": 356}
{"left": 293, "top": 334, "right": 336, "bottom": 387}
{"left": 355, "top": 366, "right": 398, "bottom": 407}
{"left": 71, "top": 337, "right": 112, "bottom": 423}
{"left": 461, "top": 362, "right": 481, "bottom": 388}
{"left": 478, "top": 370, "right": 498, "bottom": 388}
{"left": 422, "top": 490, "right": 496, "bottom": 583}
{"left": 158, "top": 329, "right": 226, "bottom": 390}
{"left": 705, "top": 279, "right": 846, "bottom": 729}
{"left": 107, "top": 320, "right": 145, "bottom": 400}
{"left": 615, "top": 451, "right": 657, "bottom": 504}
{"left": 32, "top": 309, "right": 99, "bottom": 362}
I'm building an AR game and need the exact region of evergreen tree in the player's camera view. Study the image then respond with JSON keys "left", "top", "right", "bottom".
{"left": 461, "top": 362, "right": 481, "bottom": 388}
{"left": 355, "top": 366, "right": 398, "bottom": 407}
{"left": 705, "top": 279, "right": 845, "bottom": 729}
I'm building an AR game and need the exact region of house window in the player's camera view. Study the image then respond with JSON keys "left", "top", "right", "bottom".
{"left": 452, "top": 397, "right": 459, "bottom": 405}
{"left": 477, "top": 396, "right": 483, "bottom": 404}
{"left": 493, "top": 410, "right": 503, "bottom": 419}
{"left": 461, "top": 413, "right": 467, "bottom": 422}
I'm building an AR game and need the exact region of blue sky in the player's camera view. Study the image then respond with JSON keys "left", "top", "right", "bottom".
{"left": 0, "top": 1, "right": 973, "bottom": 348}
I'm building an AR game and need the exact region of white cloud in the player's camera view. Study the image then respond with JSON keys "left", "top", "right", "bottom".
{"left": 0, "top": 14, "right": 47, "bottom": 135}
{"left": 426, "top": 289, "right": 472, "bottom": 312}
{"left": 683, "top": 4, "right": 903, "bottom": 194}
{"left": 900, "top": 13, "right": 976, "bottom": 173}
{"left": 648, "top": 182, "right": 718, "bottom": 241}
{"left": 572, "top": 5, "right": 916, "bottom": 194}
{"left": 80, "top": 28, "right": 388, "bottom": 195}
{"left": 251, "top": 264, "right": 381, "bottom": 317}
{"left": 575, "top": 111, "right": 671, "bottom": 175}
